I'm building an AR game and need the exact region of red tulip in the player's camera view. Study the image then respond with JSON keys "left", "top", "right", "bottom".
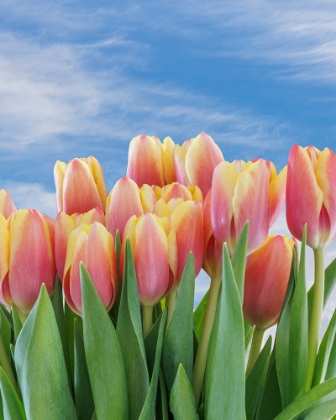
{"left": 54, "top": 156, "right": 108, "bottom": 215}
{"left": 243, "top": 235, "right": 295, "bottom": 330}
{"left": 286, "top": 145, "right": 336, "bottom": 248}
{"left": 0, "top": 190, "right": 16, "bottom": 218}
{"left": 63, "top": 222, "right": 117, "bottom": 315}
{"left": 0, "top": 210, "right": 55, "bottom": 315}
{"left": 55, "top": 208, "right": 105, "bottom": 280}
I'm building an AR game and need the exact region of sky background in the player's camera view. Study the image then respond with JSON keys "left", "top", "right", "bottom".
{"left": 1, "top": 1, "right": 336, "bottom": 333}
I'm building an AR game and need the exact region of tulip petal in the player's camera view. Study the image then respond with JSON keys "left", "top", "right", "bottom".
{"left": 127, "top": 135, "right": 165, "bottom": 187}
{"left": 9, "top": 210, "right": 55, "bottom": 314}
{"left": 162, "top": 136, "right": 176, "bottom": 184}
{"left": 233, "top": 160, "right": 270, "bottom": 255}
{"left": 269, "top": 165, "right": 287, "bottom": 227}
{"left": 86, "top": 156, "right": 108, "bottom": 209}
{"left": 63, "top": 159, "right": 103, "bottom": 214}
{"left": 185, "top": 132, "right": 224, "bottom": 196}
{"left": 0, "top": 215, "right": 9, "bottom": 284}
{"left": 286, "top": 145, "right": 323, "bottom": 249}
{"left": 0, "top": 190, "right": 16, "bottom": 219}
{"left": 160, "top": 182, "right": 193, "bottom": 202}
{"left": 55, "top": 212, "right": 76, "bottom": 280}
{"left": 54, "top": 160, "right": 67, "bottom": 212}
{"left": 173, "top": 145, "right": 190, "bottom": 187}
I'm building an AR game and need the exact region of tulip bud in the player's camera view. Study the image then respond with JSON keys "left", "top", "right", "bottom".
{"left": 286, "top": 144, "right": 336, "bottom": 249}
{"left": 63, "top": 222, "right": 117, "bottom": 315}
{"left": 54, "top": 156, "right": 108, "bottom": 215}
{"left": 173, "top": 132, "right": 223, "bottom": 196}
{"left": 243, "top": 235, "right": 295, "bottom": 330}
{"left": 0, "top": 190, "right": 16, "bottom": 218}
{"left": 105, "top": 177, "right": 156, "bottom": 239}
{"left": 0, "top": 210, "right": 56, "bottom": 315}
{"left": 55, "top": 208, "right": 105, "bottom": 280}
{"left": 120, "top": 214, "right": 173, "bottom": 306}
{"left": 210, "top": 159, "right": 286, "bottom": 255}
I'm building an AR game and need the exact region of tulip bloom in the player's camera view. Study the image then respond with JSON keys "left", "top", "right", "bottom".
{"left": 173, "top": 132, "right": 224, "bottom": 197}
{"left": 54, "top": 156, "right": 108, "bottom": 215}
{"left": 210, "top": 159, "right": 287, "bottom": 255}
{"left": 0, "top": 210, "right": 55, "bottom": 315}
{"left": 0, "top": 190, "right": 16, "bottom": 218}
{"left": 105, "top": 177, "right": 156, "bottom": 239}
{"left": 243, "top": 235, "right": 295, "bottom": 330}
{"left": 286, "top": 145, "right": 336, "bottom": 249}
{"left": 55, "top": 208, "right": 105, "bottom": 280}
{"left": 63, "top": 222, "right": 117, "bottom": 315}
{"left": 120, "top": 214, "right": 173, "bottom": 306}
{"left": 126, "top": 135, "right": 176, "bottom": 187}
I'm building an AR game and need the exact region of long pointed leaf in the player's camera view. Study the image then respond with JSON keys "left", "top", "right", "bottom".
{"left": 231, "top": 221, "right": 248, "bottom": 301}
{"left": 0, "top": 367, "right": 26, "bottom": 420}
{"left": 170, "top": 364, "right": 199, "bottom": 420}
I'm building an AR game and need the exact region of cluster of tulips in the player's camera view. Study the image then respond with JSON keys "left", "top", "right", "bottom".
{"left": 0, "top": 132, "right": 336, "bottom": 419}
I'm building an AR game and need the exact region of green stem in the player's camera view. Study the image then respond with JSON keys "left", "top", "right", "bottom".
{"left": 0, "top": 330, "right": 17, "bottom": 392}
{"left": 246, "top": 327, "right": 264, "bottom": 376}
{"left": 166, "top": 285, "right": 178, "bottom": 326}
{"left": 192, "top": 276, "right": 221, "bottom": 407}
{"left": 305, "top": 247, "right": 325, "bottom": 392}
{"left": 142, "top": 305, "right": 153, "bottom": 338}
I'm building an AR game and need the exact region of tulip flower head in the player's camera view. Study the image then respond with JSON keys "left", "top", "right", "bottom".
{"left": 210, "top": 158, "right": 287, "bottom": 256}
{"left": 243, "top": 235, "right": 295, "bottom": 330}
{"left": 0, "top": 210, "right": 56, "bottom": 315}
{"left": 286, "top": 144, "right": 336, "bottom": 249}
{"left": 55, "top": 208, "right": 105, "bottom": 280}
{"left": 63, "top": 222, "right": 117, "bottom": 315}
{"left": 0, "top": 190, "right": 16, "bottom": 219}
{"left": 54, "top": 156, "right": 108, "bottom": 215}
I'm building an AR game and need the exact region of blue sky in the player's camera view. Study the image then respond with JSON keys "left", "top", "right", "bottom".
{"left": 1, "top": 1, "right": 336, "bottom": 328}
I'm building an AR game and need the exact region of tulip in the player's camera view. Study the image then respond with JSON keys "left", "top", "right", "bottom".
{"left": 244, "top": 235, "right": 294, "bottom": 375}
{"left": 286, "top": 145, "right": 336, "bottom": 249}
{"left": 173, "top": 132, "right": 224, "bottom": 196}
{"left": 105, "top": 177, "right": 156, "bottom": 239}
{"left": 54, "top": 156, "right": 108, "bottom": 215}
{"left": 211, "top": 158, "right": 287, "bottom": 256}
{"left": 63, "top": 222, "right": 117, "bottom": 315}
{"left": 55, "top": 208, "right": 105, "bottom": 280}
{"left": 0, "top": 190, "right": 16, "bottom": 218}
{"left": 126, "top": 135, "right": 176, "bottom": 187}
{"left": 286, "top": 144, "right": 336, "bottom": 391}
{"left": 0, "top": 210, "right": 55, "bottom": 316}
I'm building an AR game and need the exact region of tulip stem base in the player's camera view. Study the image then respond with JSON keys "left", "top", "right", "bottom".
{"left": 192, "top": 276, "right": 221, "bottom": 408}
{"left": 0, "top": 330, "right": 17, "bottom": 392}
{"left": 305, "top": 247, "right": 325, "bottom": 392}
{"left": 246, "top": 327, "right": 264, "bottom": 376}
{"left": 142, "top": 305, "right": 153, "bottom": 338}
{"left": 166, "top": 286, "right": 178, "bottom": 326}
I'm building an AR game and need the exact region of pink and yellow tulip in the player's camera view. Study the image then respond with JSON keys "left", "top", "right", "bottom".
{"left": 0, "top": 190, "right": 16, "bottom": 218}
{"left": 173, "top": 132, "right": 224, "bottom": 196}
{"left": 63, "top": 222, "right": 117, "bottom": 315}
{"left": 54, "top": 156, "right": 108, "bottom": 215}
{"left": 243, "top": 235, "right": 295, "bottom": 330}
{"left": 210, "top": 159, "right": 287, "bottom": 255}
{"left": 55, "top": 208, "right": 105, "bottom": 280}
{"left": 286, "top": 145, "right": 336, "bottom": 249}
{"left": 0, "top": 210, "right": 55, "bottom": 315}
{"left": 105, "top": 177, "right": 156, "bottom": 239}
{"left": 126, "top": 135, "right": 176, "bottom": 187}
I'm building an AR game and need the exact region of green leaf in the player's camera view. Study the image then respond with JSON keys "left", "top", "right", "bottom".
{"left": 170, "top": 364, "right": 199, "bottom": 420}
{"left": 64, "top": 301, "right": 78, "bottom": 388}
{"left": 313, "top": 309, "right": 336, "bottom": 386}
{"left": 80, "top": 262, "right": 128, "bottom": 419}
{"left": 139, "top": 310, "right": 167, "bottom": 420}
{"left": 274, "top": 377, "right": 336, "bottom": 420}
{"left": 325, "top": 320, "right": 336, "bottom": 380}
{"left": 301, "top": 392, "right": 336, "bottom": 420}
{"left": 256, "top": 352, "right": 283, "bottom": 420}
{"left": 205, "top": 244, "right": 245, "bottom": 419}
{"left": 14, "top": 285, "right": 77, "bottom": 420}
{"left": 116, "top": 240, "right": 149, "bottom": 419}
{"left": 109, "top": 230, "right": 123, "bottom": 323}
{"left": 308, "top": 257, "right": 336, "bottom": 323}
{"left": 0, "top": 308, "right": 11, "bottom": 361}
{"left": 231, "top": 221, "right": 248, "bottom": 301}
{"left": 74, "top": 318, "right": 94, "bottom": 420}
{"left": 162, "top": 254, "right": 195, "bottom": 394}
{"left": 0, "top": 367, "right": 26, "bottom": 420}
{"left": 277, "top": 233, "right": 308, "bottom": 407}
{"left": 11, "top": 305, "right": 22, "bottom": 342}
{"left": 246, "top": 336, "right": 272, "bottom": 420}
{"left": 193, "top": 290, "right": 208, "bottom": 342}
